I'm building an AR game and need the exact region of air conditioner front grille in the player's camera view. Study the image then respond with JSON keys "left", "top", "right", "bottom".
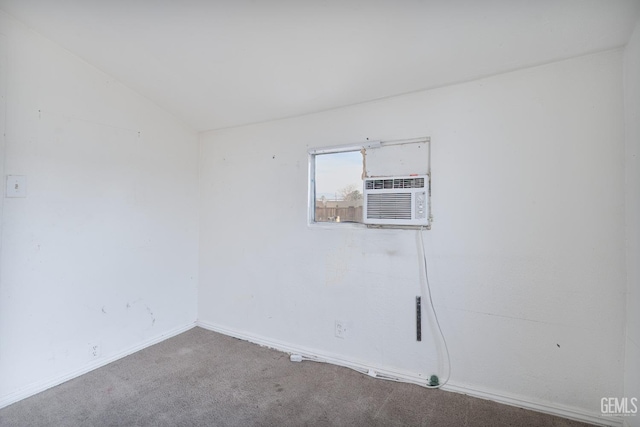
{"left": 366, "top": 193, "right": 412, "bottom": 219}
{"left": 362, "top": 174, "right": 430, "bottom": 226}
{"left": 365, "top": 177, "right": 424, "bottom": 190}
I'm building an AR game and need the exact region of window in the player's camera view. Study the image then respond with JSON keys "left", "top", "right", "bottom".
{"left": 309, "top": 138, "right": 431, "bottom": 227}
{"left": 313, "top": 150, "right": 364, "bottom": 223}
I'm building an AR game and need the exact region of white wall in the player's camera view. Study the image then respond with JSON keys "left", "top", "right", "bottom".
{"left": 0, "top": 11, "right": 199, "bottom": 405}
{"left": 199, "top": 50, "right": 626, "bottom": 422}
{"left": 624, "top": 17, "right": 640, "bottom": 427}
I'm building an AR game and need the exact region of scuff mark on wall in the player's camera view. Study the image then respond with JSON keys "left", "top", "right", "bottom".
{"left": 123, "top": 300, "right": 156, "bottom": 326}
{"left": 126, "top": 298, "right": 142, "bottom": 310}
{"left": 146, "top": 306, "right": 156, "bottom": 326}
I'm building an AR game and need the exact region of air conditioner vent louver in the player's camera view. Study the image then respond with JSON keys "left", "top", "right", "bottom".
{"left": 366, "top": 194, "right": 412, "bottom": 219}
{"left": 365, "top": 177, "right": 424, "bottom": 190}
{"left": 363, "top": 174, "right": 429, "bottom": 226}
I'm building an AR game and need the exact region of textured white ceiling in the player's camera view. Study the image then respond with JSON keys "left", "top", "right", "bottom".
{"left": 1, "top": 0, "right": 639, "bottom": 131}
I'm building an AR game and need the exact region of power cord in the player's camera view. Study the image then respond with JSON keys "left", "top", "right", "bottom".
{"left": 419, "top": 227, "right": 451, "bottom": 389}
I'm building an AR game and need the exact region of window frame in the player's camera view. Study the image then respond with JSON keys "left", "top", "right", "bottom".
{"left": 308, "top": 137, "right": 431, "bottom": 229}
{"left": 307, "top": 141, "right": 380, "bottom": 228}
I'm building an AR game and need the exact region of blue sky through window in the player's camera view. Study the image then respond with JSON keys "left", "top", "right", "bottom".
{"left": 315, "top": 151, "right": 362, "bottom": 201}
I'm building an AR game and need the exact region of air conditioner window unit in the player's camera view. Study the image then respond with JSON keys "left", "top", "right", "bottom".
{"left": 363, "top": 175, "right": 430, "bottom": 226}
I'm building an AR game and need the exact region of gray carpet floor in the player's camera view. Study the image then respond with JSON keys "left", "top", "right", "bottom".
{"left": 0, "top": 327, "right": 592, "bottom": 426}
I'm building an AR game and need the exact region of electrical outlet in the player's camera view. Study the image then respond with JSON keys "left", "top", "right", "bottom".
{"left": 88, "top": 342, "right": 101, "bottom": 358}
{"left": 335, "top": 320, "right": 347, "bottom": 339}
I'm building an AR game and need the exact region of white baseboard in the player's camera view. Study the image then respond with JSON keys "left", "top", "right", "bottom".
{"left": 197, "top": 320, "right": 623, "bottom": 427}
{"left": 442, "top": 382, "right": 624, "bottom": 427}
{"left": 0, "top": 321, "right": 196, "bottom": 410}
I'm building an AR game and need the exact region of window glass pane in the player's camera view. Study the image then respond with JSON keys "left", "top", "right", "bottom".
{"left": 315, "top": 151, "right": 363, "bottom": 223}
